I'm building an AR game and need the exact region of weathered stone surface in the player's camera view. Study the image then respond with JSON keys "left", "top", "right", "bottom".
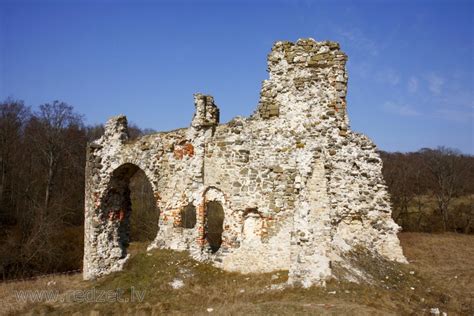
{"left": 83, "top": 38, "right": 406, "bottom": 287}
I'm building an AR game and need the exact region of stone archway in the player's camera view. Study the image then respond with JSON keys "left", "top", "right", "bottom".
{"left": 92, "top": 163, "right": 159, "bottom": 275}
{"left": 201, "top": 187, "right": 227, "bottom": 254}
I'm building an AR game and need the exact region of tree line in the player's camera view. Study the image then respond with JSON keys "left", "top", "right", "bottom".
{"left": 0, "top": 98, "right": 147, "bottom": 280}
{"left": 0, "top": 98, "right": 472, "bottom": 279}
{"left": 381, "top": 149, "right": 473, "bottom": 234}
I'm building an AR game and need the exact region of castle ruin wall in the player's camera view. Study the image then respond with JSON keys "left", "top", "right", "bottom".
{"left": 83, "top": 38, "right": 406, "bottom": 287}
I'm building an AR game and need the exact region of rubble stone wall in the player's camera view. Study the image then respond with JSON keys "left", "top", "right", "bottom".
{"left": 83, "top": 38, "right": 406, "bottom": 287}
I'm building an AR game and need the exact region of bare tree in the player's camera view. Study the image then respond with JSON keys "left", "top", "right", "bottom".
{"left": 381, "top": 151, "right": 424, "bottom": 230}
{"left": 1, "top": 100, "right": 87, "bottom": 278}
{"left": 0, "top": 99, "right": 30, "bottom": 205}
{"left": 422, "top": 147, "right": 467, "bottom": 231}
{"left": 30, "top": 101, "right": 83, "bottom": 210}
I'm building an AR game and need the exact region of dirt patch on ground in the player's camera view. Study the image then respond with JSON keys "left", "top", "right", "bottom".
{"left": 400, "top": 232, "right": 474, "bottom": 313}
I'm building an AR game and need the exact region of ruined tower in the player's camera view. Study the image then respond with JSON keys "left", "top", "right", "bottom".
{"left": 83, "top": 38, "right": 406, "bottom": 287}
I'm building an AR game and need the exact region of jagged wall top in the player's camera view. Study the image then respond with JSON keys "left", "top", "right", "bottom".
{"left": 100, "top": 38, "right": 349, "bottom": 141}
{"left": 104, "top": 114, "right": 129, "bottom": 141}
{"left": 256, "top": 38, "right": 348, "bottom": 127}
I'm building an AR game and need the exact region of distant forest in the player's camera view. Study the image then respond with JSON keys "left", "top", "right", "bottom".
{"left": 0, "top": 98, "right": 473, "bottom": 280}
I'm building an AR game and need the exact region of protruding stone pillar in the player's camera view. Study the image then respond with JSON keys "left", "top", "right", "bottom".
{"left": 191, "top": 94, "right": 219, "bottom": 130}
{"left": 189, "top": 94, "right": 220, "bottom": 184}
{"left": 103, "top": 114, "right": 129, "bottom": 142}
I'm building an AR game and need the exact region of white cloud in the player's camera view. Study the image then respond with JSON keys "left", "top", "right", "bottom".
{"left": 336, "top": 28, "right": 379, "bottom": 56}
{"left": 383, "top": 101, "right": 420, "bottom": 116}
{"left": 376, "top": 69, "right": 400, "bottom": 86}
{"left": 426, "top": 73, "right": 444, "bottom": 95}
{"left": 425, "top": 77, "right": 473, "bottom": 122}
{"left": 351, "top": 61, "right": 372, "bottom": 78}
{"left": 408, "top": 77, "right": 419, "bottom": 93}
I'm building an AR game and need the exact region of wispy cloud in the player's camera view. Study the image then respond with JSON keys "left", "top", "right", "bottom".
{"left": 336, "top": 28, "right": 379, "bottom": 56}
{"left": 427, "top": 78, "right": 473, "bottom": 122}
{"left": 383, "top": 101, "right": 420, "bottom": 116}
{"left": 376, "top": 69, "right": 400, "bottom": 86}
{"left": 433, "top": 108, "right": 474, "bottom": 122}
{"left": 426, "top": 73, "right": 444, "bottom": 95}
{"left": 351, "top": 61, "right": 373, "bottom": 78}
{"left": 408, "top": 76, "right": 419, "bottom": 93}
{"left": 438, "top": 90, "right": 474, "bottom": 109}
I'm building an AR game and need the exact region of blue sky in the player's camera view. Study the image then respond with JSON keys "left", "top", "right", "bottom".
{"left": 1, "top": 0, "right": 473, "bottom": 153}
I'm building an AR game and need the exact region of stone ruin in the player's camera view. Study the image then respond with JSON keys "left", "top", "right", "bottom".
{"left": 83, "top": 38, "right": 406, "bottom": 287}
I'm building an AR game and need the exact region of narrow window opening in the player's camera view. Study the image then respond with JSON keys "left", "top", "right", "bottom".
{"left": 180, "top": 203, "right": 197, "bottom": 228}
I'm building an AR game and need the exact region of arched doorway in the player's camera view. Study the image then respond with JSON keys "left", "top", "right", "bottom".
{"left": 205, "top": 201, "right": 224, "bottom": 253}
{"left": 100, "top": 163, "right": 159, "bottom": 259}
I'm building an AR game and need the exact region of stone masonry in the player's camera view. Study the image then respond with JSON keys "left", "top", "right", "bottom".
{"left": 83, "top": 38, "right": 406, "bottom": 287}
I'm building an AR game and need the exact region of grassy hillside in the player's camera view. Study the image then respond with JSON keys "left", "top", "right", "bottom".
{"left": 1, "top": 233, "right": 473, "bottom": 315}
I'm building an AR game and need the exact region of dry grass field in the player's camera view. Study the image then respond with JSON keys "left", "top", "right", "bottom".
{"left": 1, "top": 233, "right": 472, "bottom": 315}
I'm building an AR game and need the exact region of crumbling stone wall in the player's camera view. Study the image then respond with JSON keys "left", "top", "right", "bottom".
{"left": 83, "top": 38, "right": 406, "bottom": 287}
